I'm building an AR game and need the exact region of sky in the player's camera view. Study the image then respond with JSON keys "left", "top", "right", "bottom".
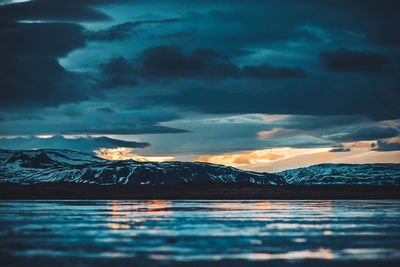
{"left": 0, "top": 0, "right": 399, "bottom": 172}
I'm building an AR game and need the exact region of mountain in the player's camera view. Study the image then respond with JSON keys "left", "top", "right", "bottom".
{"left": 1, "top": 149, "right": 399, "bottom": 186}
{"left": 278, "top": 163, "right": 400, "bottom": 186}
{"left": 0, "top": 149, "right": 285, "bottom": 185}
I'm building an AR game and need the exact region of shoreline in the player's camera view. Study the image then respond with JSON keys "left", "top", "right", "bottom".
{"left": 0, "top": 183, "right": 399, "bottom": 199}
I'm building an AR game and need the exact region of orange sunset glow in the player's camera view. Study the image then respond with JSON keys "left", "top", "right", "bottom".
{"left": 196, "top": 147, "right": 332, "bottom": 168}
{"left": 94, "top": 147, "right": 175, "bottom": 162}
{"left": 92, "top": 140, "right": 400, "bottom": 172}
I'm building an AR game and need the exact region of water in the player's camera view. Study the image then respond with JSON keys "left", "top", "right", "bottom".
{"left": 0, "top": 200, "right": 399, "bottom": 266}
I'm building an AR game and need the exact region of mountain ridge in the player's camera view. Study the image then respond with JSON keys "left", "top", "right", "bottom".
{"left": 0, "top": 148, "right": 399, "bottom": 186}
{"left": 277, "top": 163, "right": 400, "bottom": 185}
{"left": 0, "top": 149, "right": 285, "bottom": 185}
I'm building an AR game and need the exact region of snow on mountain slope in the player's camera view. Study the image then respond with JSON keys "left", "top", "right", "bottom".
{"left": 278, "top": 163, "right": 400, "bottom": 185}
{"left": 0, "top": 149, "right": 285, "bottom": 185}
{"left": 0, "top": 149, "right": 13, "bottom": 164}
{"left": 2, "top": 149, "right": 398, "bottom": 186}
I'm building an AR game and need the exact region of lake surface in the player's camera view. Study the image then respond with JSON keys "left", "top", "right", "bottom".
{"left": 0, "top": 200, "right": 399, "bottom": 266}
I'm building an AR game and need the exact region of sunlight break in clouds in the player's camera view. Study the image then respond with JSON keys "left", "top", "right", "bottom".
{"left": 95, "top": 147, "right": 175, "bottom": 162}
{"left": 196, "top": 147, "right": 332, "bottom": 168}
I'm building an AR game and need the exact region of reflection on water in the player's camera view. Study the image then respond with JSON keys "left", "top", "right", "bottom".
{"left": 106, "top": 200, "right": 173, "bottom": 230}
{"left": 0, "top": 200, "right": 399, "bottom": 265}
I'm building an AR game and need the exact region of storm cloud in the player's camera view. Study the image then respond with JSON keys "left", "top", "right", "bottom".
{"left": 99, "top": 46, "right": 307, "bottom": 84}
{"left": 87, "top": 19, "right": 184, "bottom": 42}
{"left": 0, "top": 0, "right": 399, "bottom": 164}
{"left": 372, "top": 140, "right": 400, "bottom": 151}
{"left": 0, "top": 135, "right": 150, "bottom": 154}
{"left": 320, "top": 48, "right": 390, "bottom": 73}
{"left": 326, "top": 125, "right": 400, "bottom": 142}
{"left": 329, "top": 147, "right": 351, "bottom": 152}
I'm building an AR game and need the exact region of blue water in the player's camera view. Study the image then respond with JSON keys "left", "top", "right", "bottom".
{"left": 0, "top": 200, "right": 399, "bottom": 266}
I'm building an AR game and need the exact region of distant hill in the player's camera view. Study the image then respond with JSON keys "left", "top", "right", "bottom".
{"left": 0, "top": 149, "right": 285, "bottom": 185}
{"left": 1, "top": 149, "right": 399, "bottom": 186}
{"left": 277, "top": 163, "right": 400, "bottom": 186}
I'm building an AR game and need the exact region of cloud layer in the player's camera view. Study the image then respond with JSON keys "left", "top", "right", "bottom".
{"left": 0, "top": 135, "right": 150, "bottom": 154}
{"left": 0, "top": 0, "right": 399, "bottom": 169}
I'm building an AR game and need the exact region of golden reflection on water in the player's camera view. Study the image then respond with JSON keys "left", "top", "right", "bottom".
{"left": 246, "top": 248, "right": 333, "bottom": 260}
{"left": 104, "top": 200, "right": 338, "bottom": 236}
{"left": 106, "top": 200, "right": 173, "bottom": 230}
{"left": 2, "top": 200, "right": 398, "bottom": 262}
{"left": 253, "top": 200, "right": 333, "bottom": 213}
{"left": 140, "top": 200, "right": 173, "bottom": 214}
{"left": 253, "top": 201, "right": 271, "bottom": 209}
{"left": 307, "top": 200, "right": 333, "bottom": 212}
{"left": 107, "top": 223, "right": 131, "bottom": 229}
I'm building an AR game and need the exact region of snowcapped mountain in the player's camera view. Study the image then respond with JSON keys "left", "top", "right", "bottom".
{"left": 278, "top": 163, "right": 400, "bottom": 185}
{"left": 0, "top": 149, "right": 285, "bottom": 185}
{"left": 1, "top": 149, "right": 399, "bottom": 186}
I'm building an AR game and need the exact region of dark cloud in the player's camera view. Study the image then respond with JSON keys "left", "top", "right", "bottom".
{"left": 329, "top": 147, "right": 351, "bottom": 152}
{"left": 138, "top": 46, "right": 240, "bottom": 79}
{"left": 0, "top": 2, "right": 194, "bottom": 137}
{"left": 101, "top": 56, "right": 134, "bottom": 75}
{"left": 242, "top": 64, "right": 307, "bottom": 79}
{"left": 59, "top": 105, "right": 84, "bottom": 118}
{"left": 0, "top": 55, "right": 90, "bottom": 109}
{"left": 145, "top": 82, "right": 400, "bottom": 120}
{"left": 99, "top": 46, "right": 307, "bottom": 85}
{"left": 0, "top": 106, "right": 189, "bottom": 135}
{"left": 306, "top": 0, "right": 400, "bottom": 45}
{"left": 264, "top": 135, "right": 336, "bottom": 149}
{"left": 0, "top": 0, "right": 140, "bottom": 112}
{"left": 0, "top": 135, "right": 150, "bottom": 153}
{"left": 0, "top": 0, "right": 136, "bottom": 22}
{"left": 0, "top": 8, "right": 90, "bottom": 110}
{"left": 274, "top": 116, "right": 369, "bottom": 131}
{"left": 157, "top": 0, "right": 399, "bottom": 56}
{"left": 187, "top": 8, "right": 301, "bottom": 50}
{"left": 66, "top": 126, "right": 188, "bottom": 135}
{"left": 1, "top": 0, "right": 400, "bottom": 159}
{"left": 326, "top": 125, "right": 399, "bottom": 142}
{"left": 0, "top": 22, "right": 86, "bottom": 57}
{"left": 372, "top": 140, "right": 400, "bottom": 151}
{"left": 87, "top": 21, "right": 135, "bottom": 41}
{"left": 0, "top": 0, "right": 128, "bottom": 22}
{"left": 0, "top": 121, "right": 188, "bottom": 136}
{"left": 320, "top": 48, "right": 390, "bottom": 73}
{"left": 158, "top": 29, "right": 196, "bottom": 39}
{"left": 99, "top": 56, "right": 138, "bottom": 88}
{"left": 96, "top": 107, "right": 115, "bottom": 113}
{"left": 100, "top": 70, "right": 139, "bottom": 88}
{"left": 87, "top": 19, "right": 184, "bottom": 42}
